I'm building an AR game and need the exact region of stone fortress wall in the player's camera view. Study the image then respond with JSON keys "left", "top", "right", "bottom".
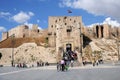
{"left": 84, "top": 24, "right": 120, "bottom": 39}
{"left": 2, "top": 24, "right": 47, "bottom": 40}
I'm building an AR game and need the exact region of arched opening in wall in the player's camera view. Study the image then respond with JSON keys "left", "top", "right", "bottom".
{"left": 66, "top": 43, "right": 72, "bottom": 52}
{"left": 55, "top": 20, "right": 57, "bottom": 23}
{"left": 38, "top": 30, "right": 40, "bottom": 33}
{"left": 101, "top": 26, "right": 104, "bottom": 38}
{"left": 64, "top": 16, "right": 67, "bottom": 20}
{"left": 51, "top": 25, "right": 53, "bottom": 28}
{"left": 64, "top": 16, "right": 67, "bottom": 22}
{"left": 96, "top": 26, "right": 99, "bottom": 38}
{"left": 66, "top": 26, "right": 72, "bottom": 37}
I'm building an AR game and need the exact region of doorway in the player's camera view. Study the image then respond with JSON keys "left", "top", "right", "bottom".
{"left": 66, "top": 44, "right": 72, "bottom": 52}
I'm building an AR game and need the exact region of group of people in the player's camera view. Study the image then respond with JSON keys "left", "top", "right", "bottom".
{"left": 57, "top": 50, "right": 78, "bottom": 71}
{"left": 57, "top": 59, "right": 69, "bottom": 71}
{"left": 16, "top": 63, "right": 27, "bottom": 68}
{"left": 92, "top": 59, "right": 104, "bottom": 66}
{"left": 15, "top": 61, "right": 49, "bottom": 68}
{"left": 82, "top": 58, "right": 104, "bottom": 66}
{"left": 37, "top": 61, "right": 49, "bottom": 67}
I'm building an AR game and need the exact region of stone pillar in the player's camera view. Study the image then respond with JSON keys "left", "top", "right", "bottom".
{"left": 99, "top": 26, "right": 101, "bottom": 38}
{"left": 103, "top": 24, "right": 109, "bottom": 38}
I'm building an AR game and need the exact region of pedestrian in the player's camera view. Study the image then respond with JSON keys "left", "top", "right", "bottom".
{"left": 92, "top": 60, "right": 95, "bottom": 66}
{"left": 96, "top": 60, "right": 99, "bottom": 66}
{"left": 60, "top": 59, "right": 65, "bottom": 71}
{"left": 37, "top": 61, "right": 39, "bottom": 67}
{"left": 57, "top": 61, "right": 61, "bottom": 71}
{"left": 71, "top": 60, "right": 74, "bottom": 67}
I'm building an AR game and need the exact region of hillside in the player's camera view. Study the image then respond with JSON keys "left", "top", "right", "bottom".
{"left": 0, "top": 36, "right": 119, "bottom": 65}
{"left": 0, "top": 37, "right": 47, "bottom": 48}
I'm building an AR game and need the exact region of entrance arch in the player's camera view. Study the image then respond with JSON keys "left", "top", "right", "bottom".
{"left": 66, "top": 43, "right": 72, "bottom": 52}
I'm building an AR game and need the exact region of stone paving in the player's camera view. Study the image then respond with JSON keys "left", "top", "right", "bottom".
{"left": 0, "top": 64, "right": 120, "bottom": 80}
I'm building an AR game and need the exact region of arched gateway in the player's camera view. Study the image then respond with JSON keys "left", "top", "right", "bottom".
{"left": 66, "top": 43, "right": 72, "bottom": 52}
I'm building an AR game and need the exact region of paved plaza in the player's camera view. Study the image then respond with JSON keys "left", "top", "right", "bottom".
{"left": 0, "top": 64, "right": 120, "bottom": 80}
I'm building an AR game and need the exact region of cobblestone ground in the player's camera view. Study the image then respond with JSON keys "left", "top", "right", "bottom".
{"left": 0, "top": 65, "right": 120, "bottom": 80}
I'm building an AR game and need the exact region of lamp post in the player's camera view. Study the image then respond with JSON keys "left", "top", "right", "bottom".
{"left": 11, "top": 34, "right": 15, "bottom": 67}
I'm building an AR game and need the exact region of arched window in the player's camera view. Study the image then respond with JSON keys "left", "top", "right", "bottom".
{"left": 66, "top": 26, "right": 72, "bottom": 36}
{"left": 51, "top": 25, "right": 53, "bottom": 28}
{"left": 55, "top": 20, "right": 57, "bottom": 23}
{"left": 65, "top": 23, "right": 67, "bottom": 25}
{"left": 66, "top": 26, "right": 72, "bottom": 32}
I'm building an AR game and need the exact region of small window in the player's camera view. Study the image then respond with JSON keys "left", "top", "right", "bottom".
{"left": 64, "top": 16, "right": 67, "bottom": 20}
{"left": 65, "top": 23, "right": 67, "bottom": 25}
{"left": 55, "top": 20, "right": 57, "bottom": 23}
{"left": 51, "top": 25, "right": 53, "bottom": 28}
{"left": 54, "top": 32, "right": 56, "bottom": 35}
{"left": 67, "top": 26, "right": 72, "bottom": 31}
{"left": 59, "top": 19, "right": 61, "bottom": 21}
{"left": 67, "top": 29, "right": 71, "bottom": 32}
{"left": 70, "top": 19, "right": 71, "bottom": 21}
{"left": 74, "top": 20, "right": 76, "bottom": 23}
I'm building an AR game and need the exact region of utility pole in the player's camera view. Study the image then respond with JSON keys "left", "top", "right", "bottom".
{"left": 11, "top": 34, "right": 15, "bottom": 67}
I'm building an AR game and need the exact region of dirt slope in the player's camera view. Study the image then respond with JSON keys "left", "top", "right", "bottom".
{"left": 0, "top": 37, "right": 47, "bottom": 48}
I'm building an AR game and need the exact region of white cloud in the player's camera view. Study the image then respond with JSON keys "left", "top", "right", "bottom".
{"left": 0, "top": 26, "right": 6, "bottom": 32}
{"left": 0, "top": 12, "right": 11, "bottom": 20}
{"left": 0, "top": 12, "right": 11, "bottom": 16}
{"left": 12, "top": 11, "right": 34, "bottom": 23}
{"left": 28, "top": 12, "right": 34, "bottom": 16}
{"left": 38, "top": 26, "right": 42, "bottom": 30}
{"left": 103, "top": 17, "right": 120, "bottom": 27}
{"left": 87, "top": 23, "right": 100, "bottom": 28}
{"left": 37, "top": 19, "right": 40, "bottom": 23}
{"left": 87, "top": 17, "right": 120, "bottom": 27}
{"left": 59, "top": 0, "right": 120, "bottom": 22}
{"left": 24, "top": 22, "right": 33, "bottom": 29}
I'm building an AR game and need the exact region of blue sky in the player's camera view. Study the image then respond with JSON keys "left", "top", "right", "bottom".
{"left": 0, "top": 0, "right": 120, "bottom": 40}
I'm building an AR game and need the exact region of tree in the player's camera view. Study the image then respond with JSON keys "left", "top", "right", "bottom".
{"left": 0, "top": 52, "right": 2, "bottom": 59}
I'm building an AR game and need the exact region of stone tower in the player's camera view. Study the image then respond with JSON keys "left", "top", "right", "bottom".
{"left": 48, "top": 16, "right": 83, "bottom": 62}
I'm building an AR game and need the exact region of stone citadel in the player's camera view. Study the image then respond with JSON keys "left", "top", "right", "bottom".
{"left": 0, "top": 16, "right": 120, "bottom": 65}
